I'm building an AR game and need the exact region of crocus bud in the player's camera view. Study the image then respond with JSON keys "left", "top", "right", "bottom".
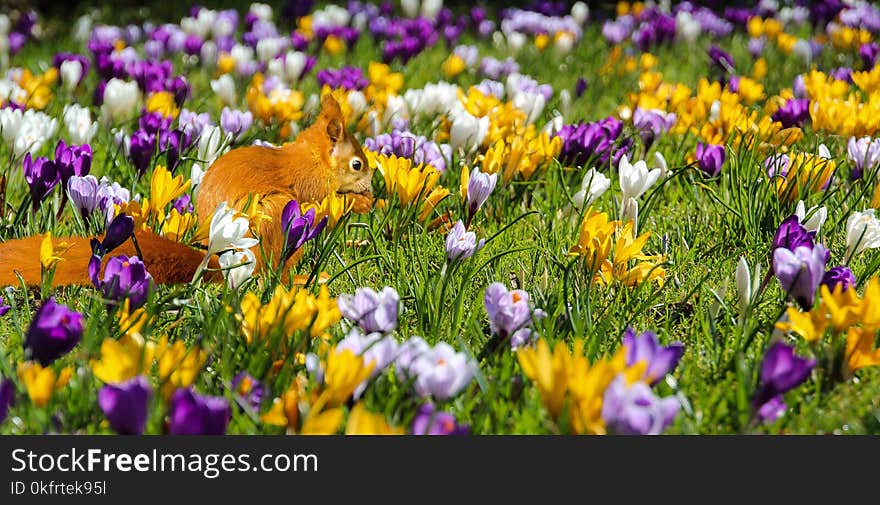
{"left": 735, "top": 256, "right": 751, "bottom": 314}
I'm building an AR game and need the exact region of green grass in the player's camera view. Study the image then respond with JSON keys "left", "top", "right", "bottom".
{"left": 2, "top": 5, "right": 880, "bottom": 435}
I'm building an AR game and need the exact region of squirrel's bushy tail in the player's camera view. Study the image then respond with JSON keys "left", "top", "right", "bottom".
{"left": 0, "top": 231, "right": 221, "bottom": 287}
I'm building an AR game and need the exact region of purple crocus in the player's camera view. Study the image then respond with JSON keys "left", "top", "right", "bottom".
{"left": 24, "top": 298, "right": 84, "bottom": 366}
{"left": 860, "top": 42, "right": 879, "bottom": 70}
{"left": 557, "top": 116, "right": 626, "bottom": 168}
{"left": 316, "top": 66, "right": 369, "bottom": 91}
{"left": 574, "top": 77, "right": 587, "bottom": 98}
{"left": 771, "top": 99, "right": 810, "bottom": 129}
{"left": 172, "top": 194, "right": 193, "bottom": 214}
{"left": 128, "top": 129, "right": 157, "bottom": 175}
{"left": 22, "top": 153, "right": 59, "bottom": 211}
{"left": 411, "top": 404, "right": 469, "bottom": 435}
{"left": 231, "top": 372, "right": 265, "bottom": 411}
{"left": 280, "top": 200, "right": 327, "bottom": 265}
{"left": 445, "top": 220, "right": 484, "bottom": 262}
{"left": 484, "top": 282, "right": 544, "bottom": 349}
{"left": 633, "top": 108, "right": 676, "bottom": 149}
{"left": 708, "top": 44, "right": 734, "bottom": 74}
{"left": 337, "top": 286, "right": 400, "bottom": 334}
{"left": 821, "top": 266, "right": 856, "bottom": 293}
{"left": 0, "top": 295, "right": 10, "bottom": 317}
{"left": 773, "top": 244, "right": 828, "bottom": 310}
{"left": 54, "top": 140, "right": 93, "bottom": 182}
{"left": 88, "top": 255, "right": 154, "bottom": 309}
{"left": 466, "top": 168, "right": 497, "bottom": 223}
{"left": 601, "top": 375, "right": 679, "bottom": 435}
{"left": 622, "top": 328, "right": 684, "bottom": 385}
{"left": 0, "top": 378, "right": 13, "bottom": 424}
{"left": 753, "top": 341, "right": 815, "bottom": 423}
{"left": 98, "top": 376, "right": 152, "bottom": 435}
{"left": 695, "top": 142, "right": 725, "bottom": 178}
{"left": 167, "top": 388, "right": 231, "bottom": 435}
{"left": 100, "top": 213, "right": 135, "bottom": 254}
{"left": 772, "top": 215, "right": 814, "bottom": 252}
{"left": 220, "top": 108, "right": 254, "bottom": 142}
{"left": 847, "top": 136, "right": 880, "bottom": 180}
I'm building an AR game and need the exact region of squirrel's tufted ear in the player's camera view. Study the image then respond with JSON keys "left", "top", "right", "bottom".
{"left": 319, "top": 94, "right": 343, "bottom": 122}
{"left": 326, "top": 117, "right": 343, "bottom": 143}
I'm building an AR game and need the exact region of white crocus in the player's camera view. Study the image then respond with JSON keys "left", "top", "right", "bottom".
{"left": 817, "top": 143, "right": 831, "bottom": 159}
{"left": 571, "top": 2, "right": 589, "bottom": 24}
{"left": 572, "top": 168, "right": 610, "bottom": 210}
{"left": 421, "top": 0, "right": 443, "bottom": 20}
{"left": 794, "top": 200, "right": 827, "bottom": 235}
{"left": 219, "top": 248, "right": 256, "bottom": 290}
{"left": 13, "top": 110, "right": 57, "bottom": 156}
{"left": 401, "top": 0, "right": 419, "bottom": 18}
{"left": 101, "top": 78, "right": 140, "bottom": 124}
{"left": 283, "top": 51, "right": 307, "bottom": 83}
{"left": 449, "top": 109, "right": 489, "bottom": 154}
{"left": 619, "top": 154, "right": 662, "bottom": 201}
{"left": 0, "top": 106, "right": 22, "bottom": 147}
{"left": 654, "top": 151, "right": 669, "bottom": 179}
{"left": 62, "top": 104, "right": 98, "bottom": 145}
{"left": 846, "top": 209, "right": 880, "bottom": 261}
{"left": 190, "top": 125, "right": 230, "bottom": 188}
{"left": 59, "top": 59, "right": 83, "bottom": 93}
{"left": 210, "top": 74, "right": 236, "bottom": 106}
{"left": 193, "top": 202, "right": 260, "bottom": 282}
{"left": 735, "top": 256, "right": 752, "bottom": 316}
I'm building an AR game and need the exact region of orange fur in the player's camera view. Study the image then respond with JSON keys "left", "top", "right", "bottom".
{"left": 0, "top": 96, "right": 373, "bottom": 288}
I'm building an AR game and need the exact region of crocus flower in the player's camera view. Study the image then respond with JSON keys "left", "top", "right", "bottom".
{"left": 484, "top": 282, "right": 544, "bottom": 348}
{"left": 128, "top": 129, "right": 156, "bottom": 175}
{"left": 772, "top": 215, "right": 814, "bottom": 252}
{"left": 101, "top": 78, "right": 141, "bottom": 123}
{"left": 574, "top": 77, "right": 587, "bottom": 98}
{"left": 24, "top": 298, "right": 84, "bottom": 366}
{"left": 280, "top": 199, "right": 327, "bottom": 265}
{"left": 98, "top": 376, "right": 152, "bottom": 435}
{"left": 695, "top": 142, "right": 725, "bottom": 178}
{"left": 411, "top": 403, "right": 469, "bottom": 435}
{"left": 445, "top": 220, "right": 484, "bottom": 262}
{"left": 622, "top": 328, "right": 684, "bottom": 385}
{"left": 409, "top": 342, "right": 476, "bottom": 401}
{"left": 206, "top": 202, "right": 259, "bottom": 257}
{"left": 167, "top": 388, "right": 231, "bottom": 435}
{"left": 845, "top": 209, "right": 880, "bottom": 260}
{"left": 220, "top": 107, "right": 253, "bottom": 142}
{"left": 602, "top": 375, "right": 679, "bottom": 435}
{"left": 100, "top": 213, "right": 135, "bottom": 254}
{"left": 708, "top": 44, "right": 734, "bottom": 74}
{"left": 771, "top": 99, "right": 810, "bottom": 129}
{"left": 632, "top": 107, "right": 675, "bottom": 149}
{"left": 0, "top": 295, "right": 9, "bottom": 317}
{"left": 54, "top": 139, "right": 93, "bottom": 184}
{"left": 571, "top": 168, "right": 610, "bottom": 210}
{"left": 88, "top": 255, "right": 153, "bottom": 309}
{"left": 846, "top": 136, "right": 880, "bottom": 180}
{"left": 22, "top": 153, "right": 59, "bottom": 211}
{"left": 773, "top": 244, "right": 828, "bottom": 310}
{"left": 0, "top": 378, "right": 13, "bottom": 424}
{"left": 794, "top": 201, "right": 827, "bottom": 235}
{"left": 753, "top": 341, "right": 815, "bottom": 423}
{"left": 218, "top": 249, "right": 256, "bottom": 290}
{"left": 619, "top": 154, "right": 661, "bottom": 202}
{"left": 62, "top": 104, "right": 98, "bottom": 145}
{"left": 338, "top": 286, "right": 400, "bottom": 334}
{"left": 466, "top": 167, "right": 497, "bottom": 222}
{"left": 231, "top": 372, "right": 264, "bottom": 411}
{"left": 821, "top": 266, "right": 856, "bottom": 293}
{"left": 860, "top": 42, "right": 879, "bottom": 70}
{"left": 335, "top": 328, "right": 400, "bottom": 396}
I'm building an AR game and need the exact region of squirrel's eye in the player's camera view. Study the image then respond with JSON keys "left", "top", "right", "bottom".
{"left": 350, "top": 158, "right": 363, "bottom": 171}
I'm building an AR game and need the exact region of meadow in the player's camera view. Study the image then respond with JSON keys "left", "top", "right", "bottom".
{"left": 1, "top": 0, "right": 880, "bottom": 435}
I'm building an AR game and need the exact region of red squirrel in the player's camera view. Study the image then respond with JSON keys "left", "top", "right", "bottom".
{"left": 0, "top": 95, "right": 374, "bottom": 287}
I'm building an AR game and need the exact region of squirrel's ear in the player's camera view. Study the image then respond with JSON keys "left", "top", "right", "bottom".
{"left": 319, "top": 94, "right": 342, "bottom": 120}
{"left": 326, "top": 117, "right": 343, "bottom": 143}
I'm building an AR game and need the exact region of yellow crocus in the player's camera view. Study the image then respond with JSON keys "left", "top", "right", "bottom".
{"left": 17, "top": 362, "right": 72, "bottom": 408}
{"left": 40, "top": 232, "right": 73, "bottom": 272}
{"left": 844, "top": 327, "right": 880, "bottom": 374}
{"left": 517, "top": 339, "right": 569, "bottom": 419}
{"left": 345, "top": 403, "right": 405, "bottom": 435}
{"left": 160, "top": 208, "right": 197, "bottom": 242}
{"left": 154, "top": 336, "right": 206, "bottom": 398}
{"left": 317, "top": 348, "right": 374, "bottom": 408}
{"left": 149, "top": 165, "right": 191, "bottom": 222}
{"left": 91, "top": 333, "right": 155, "bottom": 384}
{"left": 442, "top": 54, "right": 466, "bottom": 79}
{"left": 302, "top": 192, "right": 354, "bottom": 228}
{"left": 145, "top": 91, "right": 180, "bottom": 118}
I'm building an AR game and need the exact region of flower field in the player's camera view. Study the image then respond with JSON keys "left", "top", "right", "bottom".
{"left": 2, "top": 0, "right": 880, "bottom": 435}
